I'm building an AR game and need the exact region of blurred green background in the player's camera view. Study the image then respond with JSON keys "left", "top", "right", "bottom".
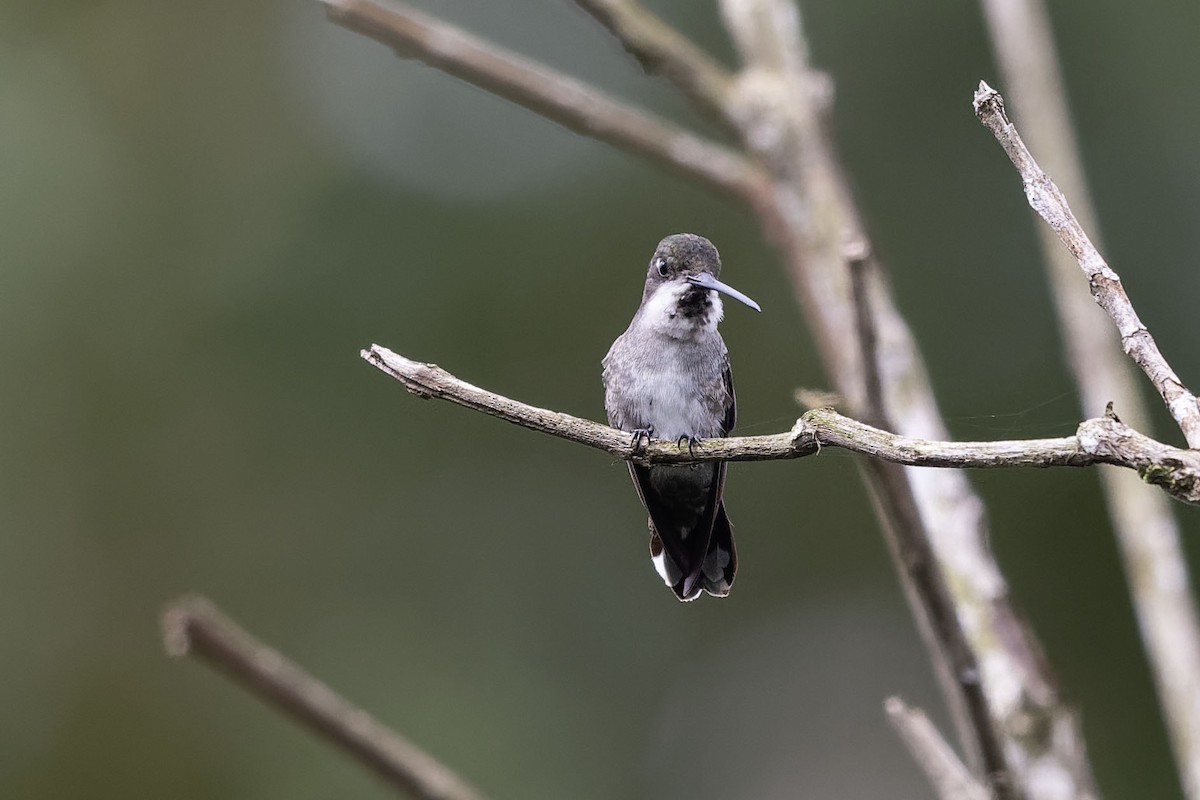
{"left": 4, "top": 0, "right": 1200, "bottom": 797}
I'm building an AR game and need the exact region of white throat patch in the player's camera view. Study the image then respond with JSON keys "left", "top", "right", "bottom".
{"left": 639, "top": 282, "right": 724, "bottom": 340}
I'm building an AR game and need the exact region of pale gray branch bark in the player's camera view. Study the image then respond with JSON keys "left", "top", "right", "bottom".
{"left": 363, "top": 345, "right": 1200, "bottom": 503}
{"left": 712, "top": 2, "right": 1097, "bottom": 796}
{"left": 978, "top": 5, "right": 1200, "bottom": 797}
{"left": 163, "top": 596, "right": 487, "bottom": 800}
{"left": 714, "top": 3, "right": 1012, "bottom": 782}
{"left": 885, "top": 697, "right": 992, "bottom": 800}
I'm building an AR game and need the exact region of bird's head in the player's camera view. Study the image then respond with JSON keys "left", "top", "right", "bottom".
{"left": 642, "top": 233, "right": 760, "bottom": 312}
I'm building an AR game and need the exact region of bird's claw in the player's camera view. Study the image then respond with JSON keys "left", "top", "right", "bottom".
{"left": 676, "top": 435, "right": 702, "bottom": 457}
{"left": 630, "top": 427, "right": 654, "bottom": 453}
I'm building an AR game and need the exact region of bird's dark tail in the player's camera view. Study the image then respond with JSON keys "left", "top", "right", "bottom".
{"left": 698, "top": 503, "right": 736, "bottom": 597}
{"left": 650, "top": 504, "right": 737, "bottom": 601}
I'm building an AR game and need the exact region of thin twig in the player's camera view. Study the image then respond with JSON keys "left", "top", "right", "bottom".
{"left": 884, "top": 697, "right": 993, "bottom": 800}
{"left": 848, "top": 249, "right": 884, "bottom": 427}
{"left": 849, "top": 237, "right": 1009, "bottom": 785}
{"left": 974, "top": 81, "right": 1200, "bottom": 450}
{"left": 318, "top": 0, "right": 768, "bottom": 207}
{"left": 574, "top": 0, "right": 734, "bottom": 120}
{"left": 978, "top": 6, "right": 1200, "bottom": 798}
{"left": 163, "top": 596, "right": 488, "bottom": 800}
{"left": 363, "top": 344, "right": 1200, "bottom": 502}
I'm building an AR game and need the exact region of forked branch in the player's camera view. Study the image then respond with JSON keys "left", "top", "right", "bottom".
{"left": 975, "top": 82, "right": 1200, "bottom": 449}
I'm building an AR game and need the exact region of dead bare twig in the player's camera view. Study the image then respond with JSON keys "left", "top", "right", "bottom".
{"left": 974, "top": 82, "right": 1200, "bottom": 450}
{"left": 163, "top": 596, "right": 488, "bottom": 800}
{"left": 885, "top": 697, "right": 992, "bottom": 800}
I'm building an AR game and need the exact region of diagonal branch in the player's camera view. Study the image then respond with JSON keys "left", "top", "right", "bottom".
{"left": 318, "top": 0, "right": 769, "bottom": 207}
{"left": 163, "top": 596, "right": 488, "bottom": 800}
{"left": 363, "top": 344, "right": 1200, "bottom": 502}
{"left": 574, "top": 0, "right": 735, "bottom": 121}
{"left": 885, "top": 697, "right": 992, "bottom": 800}
{"left": 974, "top": 81, "right": 1200, "bottom": 450}
{"left": 850, "top": 240, "right": 1010, "bottom": 787}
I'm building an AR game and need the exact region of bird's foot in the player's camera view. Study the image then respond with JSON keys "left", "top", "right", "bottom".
{"left": 630, "top": 427, "right": 654, "bottom": 453}
{"left": 676, "top": 435, "right": 702, "bottom": 457}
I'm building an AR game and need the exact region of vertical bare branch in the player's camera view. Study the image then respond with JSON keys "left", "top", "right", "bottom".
{"left": 851, "top": 252, "right": 1010, "bottom": 786}
{"left": 163, "top": 596, "right": 489, "bottom": 800}
{"left": 978, "top": 4, "right": 1200, "bottom": 796}
{"left": 715, "top": 1, "right": 1097, "bottom": 796}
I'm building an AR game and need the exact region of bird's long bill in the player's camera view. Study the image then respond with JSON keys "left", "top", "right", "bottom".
{"left": 686, "top": 273, "right": 762, "bottom": 312}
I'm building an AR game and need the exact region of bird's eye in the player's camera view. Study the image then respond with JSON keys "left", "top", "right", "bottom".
{"left": 655, "top": 257, "right": 669, "bottom": 277}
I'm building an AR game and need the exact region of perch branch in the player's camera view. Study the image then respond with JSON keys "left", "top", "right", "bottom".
{"left": 977, "top": 7, "right": 1200, "bottom": 798}
{"left": 974, "top": 81, "right": 1200, "bottom": 450}
{"left": 363, "top": 345, "right": 1200, "bottom": 503}
{"left": 885, "top": 697, "right": 992, "bottom": 800}
{"left": 319, "top": 0, "right": 768, "bottom": 206}
{"left": 163, "top": 596, "right": 488, "bottom": 800}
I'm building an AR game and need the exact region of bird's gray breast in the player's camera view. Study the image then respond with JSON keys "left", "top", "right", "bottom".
{"left": 603, "top": 328, "right": 729, "bottom": 441}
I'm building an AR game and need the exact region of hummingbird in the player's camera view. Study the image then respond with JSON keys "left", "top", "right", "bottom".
{"left": 602, "top": 233, "right": 760, "bottom": 601}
